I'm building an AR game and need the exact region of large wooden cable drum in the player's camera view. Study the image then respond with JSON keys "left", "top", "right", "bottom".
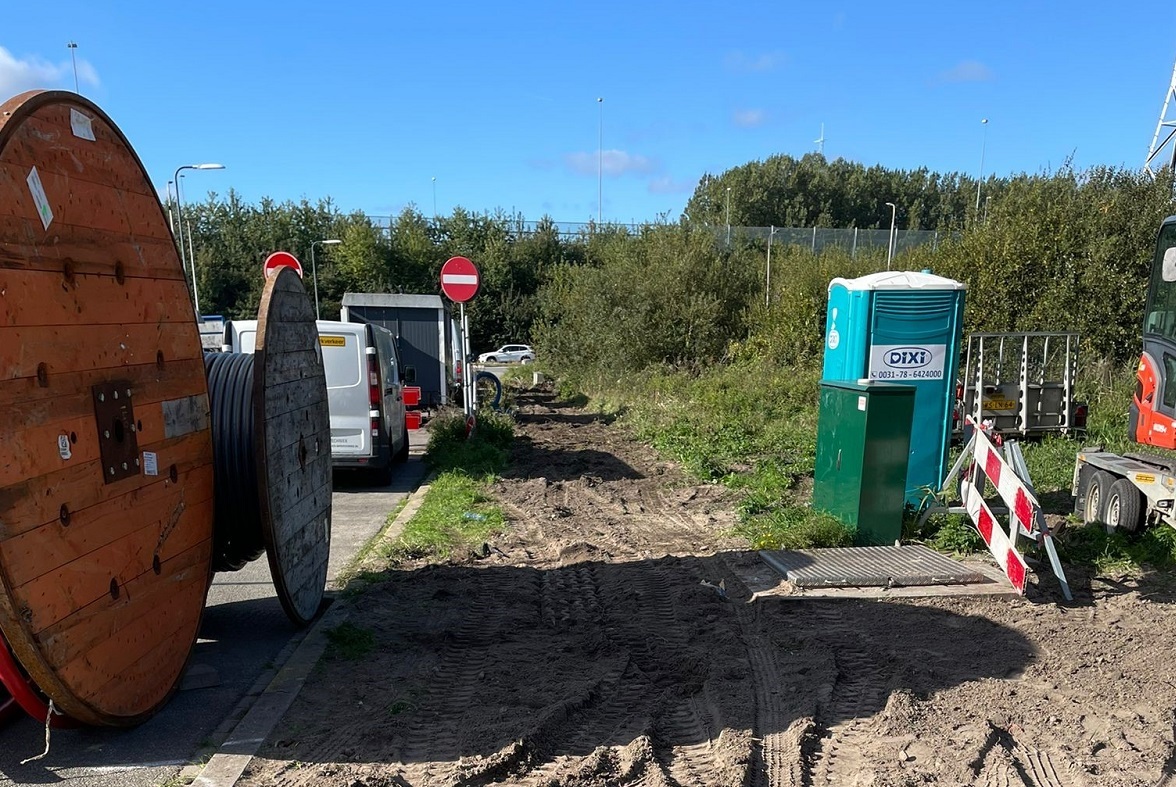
{"left": 201, "top": 267, "right": 331, "bottom": 625}
{"left": 253, "top": 268, "right": 331, "bottom": 626}
{"left": 0, "top": 91, "right": 215, "bottom": 726}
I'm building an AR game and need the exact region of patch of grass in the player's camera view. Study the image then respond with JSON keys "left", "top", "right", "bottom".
{"left": 735, "top": 506, "right": 854, "bottom": 550}
{"left": 426, "top": 411, "right": 515, "bottom": 477}
{"left": 382, "top": 472, "right": 506, "bottom": 561}
{"left": 928, "top": 515, "right": 985, "bottom": 555}
{"left": 325, "top": 621, "right": 376, "bottom": 661}
{"left": 1055, "top": 522, "right": 1176, "bottom": 575}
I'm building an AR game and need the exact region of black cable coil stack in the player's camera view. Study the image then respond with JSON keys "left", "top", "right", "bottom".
{"left": 204, "top": 352, "right": 266, "bottom": 572}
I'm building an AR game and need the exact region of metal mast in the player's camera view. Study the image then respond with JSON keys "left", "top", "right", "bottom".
{"left": 1145, "top": 56, "right": 1176, "bottom": 177}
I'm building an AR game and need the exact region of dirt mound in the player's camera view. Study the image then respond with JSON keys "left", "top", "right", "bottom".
{"left": 239, "top": 389, "right": 1176, "bottom": 786}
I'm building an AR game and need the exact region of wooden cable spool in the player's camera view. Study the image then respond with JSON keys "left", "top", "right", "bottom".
{"left": 204, "top": 267, "right": 331, "bottom": 626}
{"left": 0, "top": 91, "right": 215, "bottom": 726}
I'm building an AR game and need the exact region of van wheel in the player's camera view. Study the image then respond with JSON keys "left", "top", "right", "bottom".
{"left": 396, "top": 425, "right": 410, "bottom": 463}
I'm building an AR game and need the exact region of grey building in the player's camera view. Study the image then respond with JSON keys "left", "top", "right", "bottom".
{"left": 341, "top": 293, "right": 459, "bottom": 408}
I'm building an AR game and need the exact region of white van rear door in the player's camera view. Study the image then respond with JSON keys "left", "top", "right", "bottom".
{"left": 319, "top": 330, "right": 371, "bottom": 458}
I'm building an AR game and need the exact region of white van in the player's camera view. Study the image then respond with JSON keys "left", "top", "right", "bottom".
{"left": 223, "top": 319, "right": 410, "bottom": 483}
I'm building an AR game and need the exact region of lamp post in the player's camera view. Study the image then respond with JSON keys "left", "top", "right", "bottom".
{"left": 597, "top": 97, "right": 603, "bottom": 225}
{"left": 172, "top": 163, "right": 225, "bottom": 317}
{"left": 885, "top": 202, "right": 897, "bottom": 270}
{"left": 310, "top": 239, "right": 342, "bottom": 320}
{"left": 975, "top": 118, "right": 989, "bottom": 214}
{"left": 726, "top": 187, "right": 732, "bottom": 246}
{"left": 66, "top": 41, "right": 78, "bottom": 93}
{"left": 432, "top": 177, "right": 437, "bottom": 219}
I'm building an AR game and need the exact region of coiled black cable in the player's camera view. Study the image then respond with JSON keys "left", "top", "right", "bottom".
{"left": 204, "top": 352, "right": 265, "bottom": 572}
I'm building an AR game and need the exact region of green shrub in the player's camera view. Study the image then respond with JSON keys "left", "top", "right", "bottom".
{"left": 425, "top": 411, "right": 515, "bottom": 477}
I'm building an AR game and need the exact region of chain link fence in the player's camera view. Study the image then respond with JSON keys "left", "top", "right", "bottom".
{"left": 365, "top": 216, "right": 947, "bottom": 257}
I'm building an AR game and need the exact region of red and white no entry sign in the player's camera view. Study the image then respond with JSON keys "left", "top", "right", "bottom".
{"left": 263, "top": 251, "right": 303, "bottom": 279}
{"left": 440, "top": 256, "right": 480, "bottom": 302}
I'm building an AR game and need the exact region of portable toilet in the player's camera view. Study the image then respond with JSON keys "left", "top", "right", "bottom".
{"left": 821, "top": 271, "right": 966, "bottom": 504}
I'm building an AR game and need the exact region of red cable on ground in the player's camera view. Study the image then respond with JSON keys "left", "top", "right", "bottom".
{"left": 0, "top": 632, "right": 75, "bottom": 728}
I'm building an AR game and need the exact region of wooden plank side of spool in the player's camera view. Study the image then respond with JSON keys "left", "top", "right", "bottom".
{"left": 253, "top": 267, "right": 331, "bottom": 627}
{"left": 0, "top": 91, "right": 214, "bottom": 726}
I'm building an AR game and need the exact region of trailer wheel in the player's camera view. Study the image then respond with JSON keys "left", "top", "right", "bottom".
{"left": 1082, "top": 470, "right": 1116, "bottom": 526}
{"left": 1106, "top": 478, "right": 1144, "bottom": 533}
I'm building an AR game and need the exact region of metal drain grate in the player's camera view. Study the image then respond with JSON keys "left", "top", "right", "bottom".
{"left": 759, "top": 544, "right": 987, "bottom": 588}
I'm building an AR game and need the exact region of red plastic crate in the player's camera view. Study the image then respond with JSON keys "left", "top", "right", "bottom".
{"left": 403, "top": 386, "right": 421, "bottom": 407}
{"left": 405, "top": 411, "right": 422, "bottom": 430}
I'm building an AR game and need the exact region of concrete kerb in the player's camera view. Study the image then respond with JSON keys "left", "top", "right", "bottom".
{"left": 187, "top": 474, "right": 437, "bottom": 787}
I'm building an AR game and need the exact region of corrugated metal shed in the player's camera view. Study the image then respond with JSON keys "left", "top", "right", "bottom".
{"left": 342, "top": 293, "right": 450, "bottom": 407}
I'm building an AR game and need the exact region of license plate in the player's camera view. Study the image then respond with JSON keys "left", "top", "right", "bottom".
{"left": 982, "top": 397, "right": 1017, "bottom": 412}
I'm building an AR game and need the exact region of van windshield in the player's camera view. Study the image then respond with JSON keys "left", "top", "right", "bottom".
{"left": 319, "top": 334, "right": 361, "bottom": 387}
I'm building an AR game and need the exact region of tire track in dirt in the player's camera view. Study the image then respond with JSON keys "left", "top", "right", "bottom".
{"left": 804, "top": 605, "right": 887, "bottom": 787}
{"left": 398, "top": 571, "right": 541, "bottom": 785}
{"left": 974, "top": 721, "right": 1075, "bottom": 787}
{"left": 740, "top": 599, "right": 806, "bottom": 787}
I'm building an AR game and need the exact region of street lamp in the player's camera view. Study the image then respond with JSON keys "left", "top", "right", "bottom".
{"left": 597, "top": 97, "right": 603, "bottom": 225}
{"left": 432, "top": 177, "right": 437, "bottom": 219}
{"left": 310, "top": 239, "right": 342, "bottom": 320}
{"left": 172, "top": 163, "right": 225, "bottom": 317}
{"left": 66, "top": 42, "right": 78, "bottom": 93}
{"left": 726, "top": 187, "right": 732, "bottom": 246}
{"left": 885, "top": 202, "right": 897, "bottom": 270}
{"left": 975, "top": 118, "right": 989, "bottom": 214}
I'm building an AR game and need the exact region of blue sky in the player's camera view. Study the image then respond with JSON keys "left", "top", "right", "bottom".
{"left": 4, "top": 1, "right": 1176, "bottom": 226}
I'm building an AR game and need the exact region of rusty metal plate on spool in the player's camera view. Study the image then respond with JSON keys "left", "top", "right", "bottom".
{"left": 253, "top": 267, "right": 331, "bottom": 626}
{"left": 0, "top": 91, "right": 215, "bottom": 726}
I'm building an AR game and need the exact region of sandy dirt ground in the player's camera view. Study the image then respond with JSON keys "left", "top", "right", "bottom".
{"left": 238, "top": 388, "right": 1176, "bottom": 787}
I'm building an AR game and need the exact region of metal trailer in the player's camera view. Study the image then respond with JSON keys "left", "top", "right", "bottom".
{"left": 958, "top": 331, "right": 1087, "bottom": 439}
{"left": 341, "top": 293, "right": 454, "bottom": 408}
{"left": 1073, "top": 450, "right": 1176, "bottom": 532}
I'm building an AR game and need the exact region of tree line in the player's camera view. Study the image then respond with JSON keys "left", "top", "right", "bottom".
{"left": 180, "top": 156, "right": 1176, "bottom": 374}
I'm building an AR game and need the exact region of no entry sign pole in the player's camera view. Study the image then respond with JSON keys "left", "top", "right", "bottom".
{"left": 440, "top": 257, "right": 480, "bottom": 418}
{"left": 462, "top": 304, "right": 474, "bottom": 416}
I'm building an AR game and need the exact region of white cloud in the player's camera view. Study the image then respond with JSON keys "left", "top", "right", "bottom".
{"left": 564, "top": 149, "right": 658, "bottom": 177}
{"left": 733, "top": 109, "right": 767, "bottom": 128}
{"left": 0, "top": 46, "right": 100, "bottom": 96}
{"left": 724, "top": 50, "right": 787, "bottom": 73}
{"left": 648, "top": 176, "right": 698, "bottom": 195}
{"left": 938, "top": 60, "right": 994, "bottom": 84}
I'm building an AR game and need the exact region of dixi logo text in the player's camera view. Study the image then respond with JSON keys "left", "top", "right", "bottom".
{"left": 884, "top": 347, "right": 932, "bottom": 369}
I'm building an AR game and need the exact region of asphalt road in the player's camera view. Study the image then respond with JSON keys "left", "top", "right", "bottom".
{"left": 0, "top": 429, "right": 430, "bottom": 787}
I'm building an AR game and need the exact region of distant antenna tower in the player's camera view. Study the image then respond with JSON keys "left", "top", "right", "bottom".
{"left": 815, "top": 123, "right": 826, "bottom": 155}
{"left": 1145, "top": 57, "right": 1176, "bottom": 177}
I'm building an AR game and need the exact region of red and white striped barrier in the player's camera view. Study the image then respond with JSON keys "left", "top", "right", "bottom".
{"left": 920, "top": 417, "right": 1070, "bottom": 600}
{"left": 961, "top": 476, "right": 1029, "bottom": 593}
{"left": 959, "top": 419, "right": 1038, "bottom": 594}
{"left": 971, "top": 423, "right": 1039, "bottom": 539}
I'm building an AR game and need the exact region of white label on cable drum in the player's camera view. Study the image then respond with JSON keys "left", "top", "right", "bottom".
{"left": 27, "top": 166, "right": 52, "bottom": 230}
{"left": 70, "top": 108, "right": 95, "bottom": 141}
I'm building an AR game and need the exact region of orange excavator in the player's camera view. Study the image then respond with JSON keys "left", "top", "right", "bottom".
{"left": 1075, "top": 215, "right": 1176, "bottom": 531}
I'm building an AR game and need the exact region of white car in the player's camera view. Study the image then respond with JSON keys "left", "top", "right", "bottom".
{"left": 478, "top": 344, "right": 535, "bottom": 364}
